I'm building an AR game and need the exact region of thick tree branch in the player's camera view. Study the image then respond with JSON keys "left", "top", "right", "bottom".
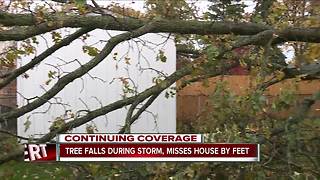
{"left": 1, "top": 12, "right": 320, "bottom": 43}
{"left": 0, "top": 28, "right": 92, "bottom": 89}
{"left": 177, "top": 66, "right": 238, "bottom": 90}
{"left": 258, "top": 63, "right": 320, "bottom": 90}
{"left": 283, "top": 63, "right": 320, "bottom": 79}
{"left": 256, "top": 76, "right": 285, "bottom": 90}
{"left": 0, "top": 23, "right": 65, "bottom": 41}
{"left": 0, "top": 21, "right": 157, "bottom": 124}
{"left": 274, "top": 27, "right": 320, "bottom": 44}
{"left": 176, "top": 45, "right": 201, "bottom": 57}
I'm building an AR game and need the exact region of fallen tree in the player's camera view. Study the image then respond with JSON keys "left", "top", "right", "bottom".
{"left": 0, "top": 0, "right": 320, "bottom": 178}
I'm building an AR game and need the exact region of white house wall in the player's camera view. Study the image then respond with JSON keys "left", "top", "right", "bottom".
{"left": 17, "top": 29, "right": 176, "bottom": 138}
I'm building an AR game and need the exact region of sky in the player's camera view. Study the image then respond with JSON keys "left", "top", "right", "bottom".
{"left": 91, "top": 0, "right": 256, "bottom": 15}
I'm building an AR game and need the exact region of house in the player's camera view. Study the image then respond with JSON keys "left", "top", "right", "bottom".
{"left": 14, "top": 29, "right": 176, "bottom": 138}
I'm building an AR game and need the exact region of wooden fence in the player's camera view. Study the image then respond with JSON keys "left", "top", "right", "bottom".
{"left": 177, "top": 75, "right": 320, "bottom": 122}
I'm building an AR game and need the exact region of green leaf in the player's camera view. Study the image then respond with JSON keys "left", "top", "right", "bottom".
{"left": 206, "top": 45, "right": 219, "bottom": 61}
{"left": 51, "top": 31, "right": 62, "bottom": 43}
{"left": 157, "top": 50, "right": 167, "bottom": 62}
{"left": 82, "top": 46, "right": 100, "bottom": 56}
{"left": 74, "top": 0, "right": 86, "bottom": 6}
{"left": 48, "top": 70, "right": 57, "bottom": 78}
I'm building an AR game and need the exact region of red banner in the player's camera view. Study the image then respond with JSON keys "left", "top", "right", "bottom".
{"left": 24, "top": 134, "right": 260, "bottom": 162}
{"left": 57, "top": 143, "right": 259, "bottom": 162}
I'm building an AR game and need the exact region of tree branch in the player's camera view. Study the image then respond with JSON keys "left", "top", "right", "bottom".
{"left": 176, "top": 45, "right": 201, "bottom": 57}
{"left": 0, "top": 129, "right": 38, "bottom": 141}
{"left": 119, "top": 92, "right": 161, "bottom": 134}
{"left": 0, "top": 21, "right": 158, "bottom": 124}
{"left": 257, "top": 62, "right": 320, "bottom": 91}
{"left": 0, "top": 28, "right": 92, "bottom": 89}
{"left": 1, "top": 12, "right": 320, "bottom": 43}
{"left": 123, "top": 101, "right": 139, "bottom": 134}
{"left": 38, "top": 58, "right": 242, "bottom": 142}
{"left": 39, "top": 30, "right": 286, "bottom": 141}
{"left": 0, "top": 30, "right": 279, "bottom": 164}
{"left": 0, "top": 23, "right": 65, "bottom": 41}
{"left": 37, "top": 63, "right": 196, "bottom": 142}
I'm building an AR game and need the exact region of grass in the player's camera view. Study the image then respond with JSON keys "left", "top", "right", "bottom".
{"left": 0, "top": 161, "right": 77, "bottom": 180}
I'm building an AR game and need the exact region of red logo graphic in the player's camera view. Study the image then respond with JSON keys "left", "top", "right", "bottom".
{"left": 24, "top": 144, "right": 48, "bottom": 161}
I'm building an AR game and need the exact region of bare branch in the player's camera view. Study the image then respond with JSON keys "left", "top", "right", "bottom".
{"left": 123, "top": 102, "right": 139, "bottom": 133}
{"left": 119, "top": 92, "right": 161, "bottom": 134}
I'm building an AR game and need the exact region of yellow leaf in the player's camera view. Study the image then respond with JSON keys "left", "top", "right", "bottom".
{"left": 275, "top": 70, "right": 285, "bottom": 80}
{"left": 306, "top": 44, "right": 320, "bottom": 60}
